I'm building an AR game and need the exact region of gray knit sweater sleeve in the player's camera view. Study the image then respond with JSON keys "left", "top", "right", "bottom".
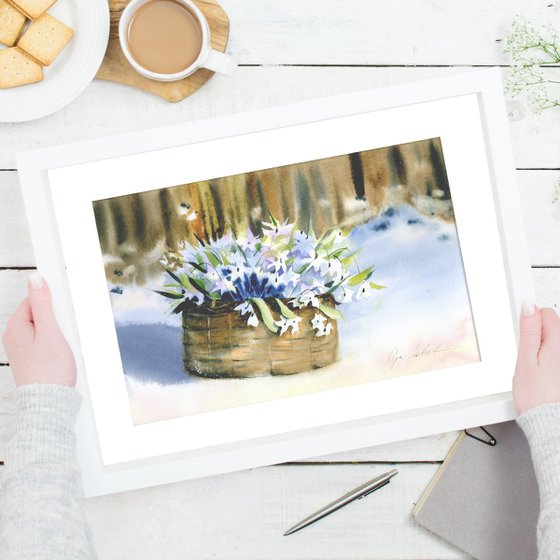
{"left": 0, "top": 384, "right": 97, "bottom": 560}
{"left": 517, "top": 403, "right": 560, "bottom": 560}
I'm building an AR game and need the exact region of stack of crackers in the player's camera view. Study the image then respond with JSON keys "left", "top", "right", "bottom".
{"left": 0, "top": 0, "right": 73, "bottom": 89}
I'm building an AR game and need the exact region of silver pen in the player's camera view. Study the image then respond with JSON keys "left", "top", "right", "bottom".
{"left": 284, "top": 468, "right": 398, "bottom": 536}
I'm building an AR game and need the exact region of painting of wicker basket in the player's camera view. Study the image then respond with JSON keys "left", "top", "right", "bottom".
{"left": 156, "top": 217, "right": 383, "bottom": 379}
{"left": 182, "top": 298, "right": 339, "bottom": 378}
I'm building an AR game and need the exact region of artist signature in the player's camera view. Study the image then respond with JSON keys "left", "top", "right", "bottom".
{"left": 388, "top": 343, "right": 458, "bottom": 370}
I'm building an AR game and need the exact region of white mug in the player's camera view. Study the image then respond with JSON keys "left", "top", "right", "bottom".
{"left": 119, "top": 0, "right": 237, "bottom": 82}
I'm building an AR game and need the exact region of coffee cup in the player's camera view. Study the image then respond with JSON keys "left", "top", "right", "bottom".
{"left": 119, "top": 0, "right": 236, "bottom": 82}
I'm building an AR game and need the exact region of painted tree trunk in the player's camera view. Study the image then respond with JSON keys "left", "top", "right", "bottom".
{"left": 94, "top": 138, "right": 452, "bottom": 286}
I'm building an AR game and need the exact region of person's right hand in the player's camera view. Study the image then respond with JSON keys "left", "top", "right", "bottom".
{"left": 513, "top": 303, "right": 560, "bottom": 414}
{"left": 1, "top": 272, "right": 76, "bottom": 388}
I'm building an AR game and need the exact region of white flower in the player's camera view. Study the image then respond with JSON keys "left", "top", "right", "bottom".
{"left": 318, "top": 322, "right": 333, "bottom": 337}
{"left": 290, "top": 298, "right": 302, "bottom": 309}
{"left": 297, "top": 292, "right": 321, "bottom": 309}
{"left": 278, "top": 268, "right": 300, "bottom": 288}
{"left": 185, "top": 291, "right": 204, "bottom": 305}
{"left": 293, "top": 230, "right": 315, "bottom": 257}
{"left": 247, "top": 313, "right": 259, "bottom": 327}
{"left": 241, "top": 230, "right": 259, "bottom": 251}
{"left": 275, "top": 316, "right": 302, "bottom": 335}
{"left": 275, "top": 317, "right": 289, "bottom": 335}
{"left": 229, "top": 264, "right": 246, "bottom": 281}
{"left": 356, "top": 282, "right": 373, "bottom": 300}
{"left": 311, "top": 313, "right": 327, "bottom": 330}
{"left": 327, "top": 260, "right": 344, "bottom": 282}
{"left": 311, "top": 313, "right": 334, "bottom": 337}
{"left": 235, "top": 302, "right": 252, "bottom": 316}
{"left": 266, "top": 250, "right": 289, "bottom": 272}
{"left": 289, "top": 317, "right": 302, "bottom": 335}
{"left": 311, "top": 256, "right": 331, "bottom": 275}
{"left": 262, "top": 220, "right": 293, "bottom": 238}
{"left": 215, "top": 277, "right": 235, "bottom": 294}
{"left": 270, "top": 272, "right": 283, "bottom": 288}
{"left": 333, "top": 229, "right": 346, "bottom": 246}
{"left": 229, "top": 251, "right": 247, "bottom": 267}
{"left": 336, "top": 287, "right": 354, "bottom": 304}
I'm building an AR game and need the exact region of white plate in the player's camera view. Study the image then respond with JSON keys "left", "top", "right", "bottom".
{"left": 0, "top": 0, "right": 109, "bottom": 123}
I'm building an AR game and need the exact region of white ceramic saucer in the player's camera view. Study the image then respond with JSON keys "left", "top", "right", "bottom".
{"left": 0, "top": 0, "right": 110, "bottom": 123}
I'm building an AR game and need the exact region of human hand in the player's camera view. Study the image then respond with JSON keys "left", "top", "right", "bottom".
{"left": 1, "top": 272, "right": 76, "bottom": 388}
{"left": 513, "top": 302, "right": 560, "bottom": 414}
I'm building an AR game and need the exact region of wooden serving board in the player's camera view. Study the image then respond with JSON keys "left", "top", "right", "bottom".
{"left": 96, "top": 0, "right": 230, "bottom": 103}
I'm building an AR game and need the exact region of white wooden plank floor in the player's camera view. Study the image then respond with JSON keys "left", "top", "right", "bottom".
{"left": 1, "top": 1, "right": 559, "bottom": 557}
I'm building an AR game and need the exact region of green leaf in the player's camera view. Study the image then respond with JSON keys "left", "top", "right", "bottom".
{"left": 314, "top": 228, "right": 332, "bottom": 248}
{"left": 323, "top": 277, "right": 348, "bottom": 296}
{"left": 219, "top": 249, "right": 231, "bottom": 266}
{"left": 188, "top": 277, "right": 210, "bottom": 297}
{"left": 187, "top": 261, "right": 208, "bottom": 273}
{"left": 315, "top": 228, "right": 339, "bottom": 254}
{"left": 179, "top": 272, "right": 195, "bottom": 290}
{"left": 250, "top": 297, "right": 279, "bottom": 333}
{"left": 275, "top": 299, "right": 297, "bottom": 319}
{"left": 307, "top": 219, "right": 316, "bottom": 239}
{"left": 165, "top": 269, "right": 182, "bottom": 284}
{"left": 318, "top": 303, "right": 344, "bottom": 321}
{"left": 287, "top": 225, "right": 296, "bottom": 251}
{"left": 341, "top": 252, "right": 359, "bottom": 267}
{"left": 234, "top": 241, "right": 250, "bottom": 265}
{"left": 347, "top": 266, "right": 375, "bottom": 287}
{"left": 319, "top": 226, "right": 336, "bottom": 242}
{"left": 369, "top": 281, "right": 386, "bottom": 290}
{"left": 328, "top": 247, "right": 350, "bottom": 260}
{"left": 154, "top": 290, "right": 184, "bottom": 300}
{"left": 204, "top": 249, "right": 222, "bottom": 267}
{"left": 323, "top": 230, "right": 340, "bottom": 253}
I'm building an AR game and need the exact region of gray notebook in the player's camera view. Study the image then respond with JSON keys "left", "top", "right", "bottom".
{"left": 413, "top": 421, "right": 539, "bottom": 560}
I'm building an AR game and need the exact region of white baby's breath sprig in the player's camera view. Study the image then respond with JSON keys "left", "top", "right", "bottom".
{"left": 504, "top": 17, "right": 560, "bottom": 113}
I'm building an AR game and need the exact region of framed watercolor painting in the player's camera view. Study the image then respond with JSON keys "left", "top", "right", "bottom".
{"left": 17, "top": 68, "right": 534, "bottom": 496}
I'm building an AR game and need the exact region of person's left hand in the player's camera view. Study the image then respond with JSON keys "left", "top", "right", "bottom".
{"left": 513, "top": 302, "right": 560, "bottom": 414}
{"left": 2, "top": 272, "right": 76, "bottom": 387}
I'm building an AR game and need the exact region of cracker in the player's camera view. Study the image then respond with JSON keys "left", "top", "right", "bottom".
{"left": 0, "top": 0, "right": 26, "bottom": 47}
{"left": 7, "top": 0, "right": 56, "bottom": 19}
{"left": 0, "top": 47, "right": 43, "bottom": 89}
{"left": 18, "top": 12, "right": 73, "bottom": 66}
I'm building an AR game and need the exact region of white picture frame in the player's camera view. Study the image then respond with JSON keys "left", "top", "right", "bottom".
{"left": 16, "top": 68, "right": 533, "bottom": 497}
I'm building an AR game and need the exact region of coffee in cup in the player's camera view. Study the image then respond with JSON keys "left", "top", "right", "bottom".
{"left": 119, "top": 0, "right": 236, "bottom": 82}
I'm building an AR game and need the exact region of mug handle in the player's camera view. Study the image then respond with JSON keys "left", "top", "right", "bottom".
{"left": 203, "top": 49, "right": 237, "bottom": 77}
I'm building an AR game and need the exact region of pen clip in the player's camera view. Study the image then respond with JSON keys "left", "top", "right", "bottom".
{"left": 464, "top": 426, "right": 497, "bottom": 446}
{"left": 358, "top": 478, "right": 391, "bottom": 499}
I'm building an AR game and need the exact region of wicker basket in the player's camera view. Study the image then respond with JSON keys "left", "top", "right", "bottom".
{"left": 182, "top": 301, "right": 339, "bottom": 378}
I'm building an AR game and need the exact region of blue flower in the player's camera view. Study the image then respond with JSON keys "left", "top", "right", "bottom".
{"left": 292, "top": 230, "right": 315, "bottom": 258}
{"left": 232, "top": 271, "right": 286, "bottom": 301}
{"left": 157, "top": 219, "right": 382, "bottom": 329}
